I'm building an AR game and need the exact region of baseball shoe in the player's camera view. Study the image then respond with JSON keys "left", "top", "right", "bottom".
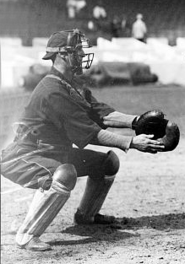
{"left": 74, "top": 209, "right": 117, "bottom": 225}
{"left": 16, "top": 237, "right": 51, "bottom": 251}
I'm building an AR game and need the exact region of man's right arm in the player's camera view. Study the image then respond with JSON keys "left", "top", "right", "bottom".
{"left": 92, "top": 129, "right": 165, "bottom": 154}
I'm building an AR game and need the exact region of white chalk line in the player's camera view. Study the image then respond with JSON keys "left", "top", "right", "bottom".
{"left": 1, "top": 187, "right": 33, "bottom": 204}
{"left": 15, "top": 194, "right": 33, "bottom": 202}
{"left": 1, "top": 187, "right": 23, "bottom": 195}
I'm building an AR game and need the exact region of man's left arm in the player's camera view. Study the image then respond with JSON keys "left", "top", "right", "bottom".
{"left": 90, "top": 94, "right": 138, "bottom": 129}
{"left": 83, "top": 87, "right": 138, "bottom": 130}
{"left": 103, "top": 111, "right": 138, "bottom": 129}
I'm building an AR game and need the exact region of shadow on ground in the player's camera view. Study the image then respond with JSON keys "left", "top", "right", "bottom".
{"left": 49, "top": 223, "right": 138, "bottom": 246}
{"left": 118, "top": 213, "right": 185, "bottom": 230}
{"left": 48, "top": 213, "right": 185, "bottom": 247}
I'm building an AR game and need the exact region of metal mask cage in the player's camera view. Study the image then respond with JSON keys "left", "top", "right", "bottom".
{"left": 82, "top": 53, "right": 94, "bottom": 69}
{"left": 74, "top": 32, "right": 94, "bottom": 70}
{"left": 80, "top": 35, "right": 92, "bottom": 49}
{"left": 66, "top": 33, "right": 92, "bottom": 52}
{"left": 71, "top": 31, "right": 94, "bottom": 72}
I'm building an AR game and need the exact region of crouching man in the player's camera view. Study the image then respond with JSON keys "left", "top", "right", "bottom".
{"left": 1, "top": 29, "right": 164, "bottom": 251}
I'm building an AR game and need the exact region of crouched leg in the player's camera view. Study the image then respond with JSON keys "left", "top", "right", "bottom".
{"left": 74, "top": 150, "right": 120, "bottom": 225}
{"left": 16, "top": 164, "right": 77, "bottom": 251}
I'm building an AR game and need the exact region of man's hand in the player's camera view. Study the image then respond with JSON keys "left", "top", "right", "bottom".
{"left": 130, "top": 134, "right": 165, "bottom": 154}
{"left": 134, "top": 110, "right": 180, "bottom": 152}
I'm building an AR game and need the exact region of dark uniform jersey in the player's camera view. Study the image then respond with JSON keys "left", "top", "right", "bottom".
{"left": 17, "top": 67, "right": 114, "bottom": 149}
{"left": 1, "top": 67, "right": 115, "bottom": 189}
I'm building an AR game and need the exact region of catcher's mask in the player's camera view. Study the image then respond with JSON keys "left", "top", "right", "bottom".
{"left": 42, "top": 29, "right": 94, "bottom": 75}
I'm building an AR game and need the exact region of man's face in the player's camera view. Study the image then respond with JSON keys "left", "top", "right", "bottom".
{"left": 64, "top": 34, "right": 94, "bottom": 75}
{"left": 76, "top": 44, "right": 86, "bottom": 63}
{"left": 69, "top": 44, "right": 85, "bottom": 75}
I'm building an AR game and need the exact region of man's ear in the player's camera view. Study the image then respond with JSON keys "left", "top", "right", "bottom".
{"left": 56, "top": 53, "right": 67, "bottom": 61}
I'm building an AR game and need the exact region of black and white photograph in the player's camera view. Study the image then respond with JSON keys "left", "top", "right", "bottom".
{"left": 0, "top": 0, "right": 185, "bottom": 263}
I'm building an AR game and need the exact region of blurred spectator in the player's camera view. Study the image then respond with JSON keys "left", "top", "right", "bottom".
{"left": 111, "top": 16, "right": 121, "bottom": 38}
{"left": 76, "top": 0, "right": 87, "bottom": 18}
{"left": 66, "top": 0, "right": 76, "bottom": 19}
{"left": 66, "top": 0, "right": 86, "bottom": 19}
{"left": 131, "top": 13, "right": 147, "bottom": 43}
{"left": 88, "top": 20, "right": 95, "bottom": 31}
{"left": 121, "top": 14, "right": 131, "bottom": 37}
{"left": 92, "top": 0, "right": 107, "bottom": 30}
{"left": 93, "top": 0, "right": 107, "bottom": 20}
{"left": 121, "top": 15, "right": 127, "bottom": 30}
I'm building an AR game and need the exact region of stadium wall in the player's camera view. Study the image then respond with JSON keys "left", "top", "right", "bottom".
{"left": 0, "top": 0, "right": 185, "bottom": 45}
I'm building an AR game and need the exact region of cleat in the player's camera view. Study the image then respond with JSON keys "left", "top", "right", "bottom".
{"left": 16, "top": 237, "right": 51, "bottom": 251}
{"left": 94, "top": 213, "right": 116, "bottom": 225}
{"left": 74, "top": 209, "right": 94, "bottom": 225}
{"left": 74, "top": 210, "right": 119, "bottom": 226}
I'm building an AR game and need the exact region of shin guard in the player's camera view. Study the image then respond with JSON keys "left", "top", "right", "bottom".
{"left": 76, "top": 175, "right": 115, "bottom": 223}
{"left": 76, "top": 150, "right": 119, "bottom": 223}
{"left": 16, "top": 164, "right": 77, "bottom": 246}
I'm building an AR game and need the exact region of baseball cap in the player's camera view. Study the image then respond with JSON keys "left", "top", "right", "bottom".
{"left": 42, "top": 29, "right": 81, "bottom": 60}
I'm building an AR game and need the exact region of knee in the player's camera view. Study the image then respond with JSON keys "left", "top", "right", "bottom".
{"left": 103, "top": 150, "right": 120, "bottom": 176}
{"left": 53, "top": 164, "right": 77, "bottom": 191}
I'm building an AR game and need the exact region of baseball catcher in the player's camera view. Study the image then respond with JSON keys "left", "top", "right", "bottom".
{"left": 1, "top": 29, "right": 176, "bottom": 251}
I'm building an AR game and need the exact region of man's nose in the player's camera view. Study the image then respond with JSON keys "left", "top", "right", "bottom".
{"left": 79, "top": 49, "right": 85, "bottom": 57}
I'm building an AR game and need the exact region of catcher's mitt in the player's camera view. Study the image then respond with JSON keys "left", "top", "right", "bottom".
{"left": 135, "top": 110, "right": 180, "bottom": 151}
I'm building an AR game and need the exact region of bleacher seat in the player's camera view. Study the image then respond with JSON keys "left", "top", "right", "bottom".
{"left": 112, "top": 37, "right": 148, "bottom": 50}
{"left": 147, "top": 38, "right": 169, "bottom": 46}
{"left": 32, "top": 38, "right": 48, "bottom": 47}
{"left": 0, "top": 37, "right": 22, "bottom": 47}
{"left": 176, "top": 38, "right": 185, "bottom": 50}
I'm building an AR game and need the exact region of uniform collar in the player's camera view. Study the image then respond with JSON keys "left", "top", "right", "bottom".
{"left": 49, "top": 66, "right": 71, "bottom": 84}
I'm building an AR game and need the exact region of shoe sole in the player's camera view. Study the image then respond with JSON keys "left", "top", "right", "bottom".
{"left": 16, "top": 243, "right": 52, "bottom": 251}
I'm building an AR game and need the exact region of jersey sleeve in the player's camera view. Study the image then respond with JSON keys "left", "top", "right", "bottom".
{"left": 82, "top": 88, "right": 115, "bottom": 128}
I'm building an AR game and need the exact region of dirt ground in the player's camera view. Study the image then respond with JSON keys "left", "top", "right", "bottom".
{"left": 1, "top": 85, "right": 185, "bottom": 264}
{"left": 1, "top": 137, "right": 185, "bottom": 264}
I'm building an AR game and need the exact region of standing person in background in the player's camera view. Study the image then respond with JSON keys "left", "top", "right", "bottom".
{"left": 111, "top": 15, "right": 122, "bottom": 38}
{"left": 66, "top": 0, "right": 76, "bottom": 19}
{"left": 66, "top": 0, "right": 77, "bottom": 19}
{"left": 92, "top": 0, "right": 107, "bottom": 30}
{"left": 66, "top": 0, "right": 86, "bottom": 19}
{"left": 132, "top": 13, "right": 147, "bottom": 43}
{"left": 121, "top": 14, "right": 131, "bottom": 37}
